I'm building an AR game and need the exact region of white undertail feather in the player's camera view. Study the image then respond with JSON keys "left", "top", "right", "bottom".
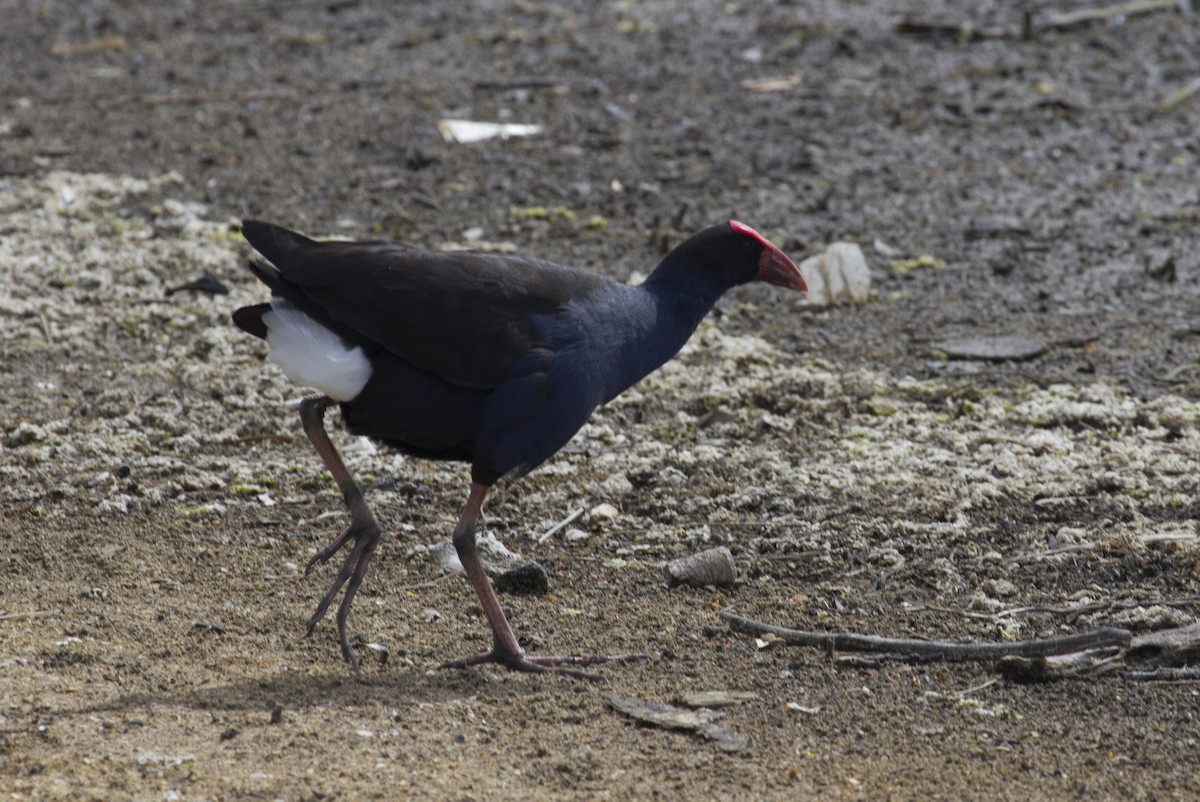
{"left": 262, "top": 299, "right": 372, "bottom": 401}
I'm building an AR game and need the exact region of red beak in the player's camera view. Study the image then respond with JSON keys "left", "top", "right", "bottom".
{"left": 756, "top": 241, "right": 807, "bottom": 292}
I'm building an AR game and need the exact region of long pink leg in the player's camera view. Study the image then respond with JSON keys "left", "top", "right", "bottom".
{"left": 440, "top": 482, "right": 648, "bottom": 680}
{"left": 298, "top": 394, "right": 381, "bottom": 665}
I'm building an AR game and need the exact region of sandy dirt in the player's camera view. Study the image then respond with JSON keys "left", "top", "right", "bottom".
{"left": 3, "top": 1, "right": 1200, "bottom": 800}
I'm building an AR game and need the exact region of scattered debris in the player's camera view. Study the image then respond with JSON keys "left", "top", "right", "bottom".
{"left": 889, "top": 254, "right": 946, "bottom": 275}
{"left": 269, "top": 29, "right": 330, "bottom": 47}
{"left": 799, "top": 243, "right": 871, "bottom": 306}
{"left": 5, "top": 421, "right": 48, "bottom": 447}
{"left": 755, "top": 634, "right": 781, "bottom": 651}
{"left": 964, "top": 216, "right": 1031, "bottom": 240}
{"left": 492, "top": 562, "right": 550, "bottom": 596}
{"left": 786, "top": 702, "right": 821, "bottom": 715}
{"left": 472, "top": 76, "right": 572, "bottom": 91}
{"left": 872, "top": 238, "right": 904, "bottom": 258}
{"left": 588, "top": 503, "right": 620, "bottom": 524}
{"left": 141, "top": 89, "right": 298, "bottom": 106}
{"left": 930, "top": 336, "right": 1047, "bottom": 362}
{"left": 165, "top": 271, "right": 230, "bottom": 297}
{"left": 676, "top": 691, "right": 759, "bottom": 709}
{"left": 993, "top": 619, "right": 1200, "bottom": 681}
{"left": 439, "top": 239, "right": 519, "bottom": 254}
{"left": 897, "top": 0, "right": 1187, "bottom": 42}
{"left": 364, "top": 641, "right": 390, "bottom": 666}
{"left": 0, "top": 609, "right": 62, "bottom": 621}
{"left": 1040, "top": 0, "right": 1184, "bottom": 32}
{"left": 1160, "top": 75, "right": 1200, "bottom": 112}
{"left": 563, "top": 527, "right": 589, "bottom": 543}
{"left": 535, "top": 506, "right": 585, "bottom": 544}
{"left": 433, "top": 532, "right": 524, "bottom": 576}
{"left": 437, "top": 119, "right": 543, "bottom": 144}
{"left": 1146, "top": 254, "right": 1177, "bottom": 282}
{"left": 607, "top": 696, "right": 750, "bottom": 752}
{"left": 51, "top": 36, "right": 127, "bottom": 57}
{"left": 894, "top": 18, "right": 1024, "bottom": 42}
{"left": 740, "top": 74, "right": 803, "bottom": 93}
{"left": 723, "top": 611, "right": 1132, "bottom": 664}
{"left": 665, "top": 546, "right": 736, "bottom": 589}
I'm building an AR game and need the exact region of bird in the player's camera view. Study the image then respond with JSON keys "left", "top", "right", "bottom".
{"left": 232, "top": 218, "right": 807, "bottom": 678}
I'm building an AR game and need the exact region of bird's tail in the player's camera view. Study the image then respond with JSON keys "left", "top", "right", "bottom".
{"left": 241, "top": 220, "right": 315, "bottom": 266}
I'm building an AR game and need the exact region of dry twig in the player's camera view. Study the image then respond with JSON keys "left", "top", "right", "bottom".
{"left": 896, "top": 0, "right": 1188, "bottom": 43}
{"left": 721, "top": 612, "right": 1131, "bottom": 662}
{"left": 535, "top": 506, "right": 585, "bottom": 544}
{"left": 1041, "top": 0, "right": 1185, "bottom": 30}
{"left": 141, "top": 89, "right": 298, "bottom": 106}
{"left": 0, "top": 609, "right": 62, "bottom": 621}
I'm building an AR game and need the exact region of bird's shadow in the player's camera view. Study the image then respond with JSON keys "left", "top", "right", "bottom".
{"left": 64, "top": 664, "right": 556, "bottom": 720}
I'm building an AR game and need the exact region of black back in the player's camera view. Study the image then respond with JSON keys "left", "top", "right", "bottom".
{"left": 236, "top": 220, "right": 611, "bottom": 390}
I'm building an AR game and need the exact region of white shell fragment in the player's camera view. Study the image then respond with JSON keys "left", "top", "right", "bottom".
{"left": 930, "top": 336, "right": 1047, "bottom": 362}
{"left": 800, "top": 242, "right": 871, "bottom": 305}
{"left": 437, "top": 119, "right": 543, "bottom": 144}
{"left": 677, "top": 691, "right": 759, "bottom": 709}
{"left": 665, "top": 546, "right": 736, "bottom": 589}
{"left": 589, "top": 502, "right": 620, "bottom": 523}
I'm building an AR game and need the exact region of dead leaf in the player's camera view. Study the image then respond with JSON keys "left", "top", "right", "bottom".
{"left": 608, "top": 696, "right": 750, "bottom": 752}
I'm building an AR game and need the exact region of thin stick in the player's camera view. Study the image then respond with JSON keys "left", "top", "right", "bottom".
{"left": 473, "top": 77, "right": 568, "bottom": 90}
{"left": 1124, "top": 668, "right": 1200, "bottom": 681}
{"left": 906, "top": 604, "right": 997, "bottom": 621}
{"left": 141, "top": 89, "right": 298, "bottom": 106}
{"left": 535, "top": 507, "right": 585, "bottom": 544}
{"left": 1161, "top": 75, "right": 1200, "bottom": 112}
{"left": 1041, "top": 0, "right": 1182, "bottom": 30}
{"left": 721, "top": 612, "right": 1132, "bottom": 662}
{"left": 0, "top": 609, "right": 62, "bottom": 621}
{"left": 995, "top": 595, "right": 1200, "bottom": 619}
{"left": 395, "top": 574, "right": 456, "bottom": 591}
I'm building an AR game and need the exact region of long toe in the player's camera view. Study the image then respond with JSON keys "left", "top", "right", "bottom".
{"left": 304, "top": 519, "right": 382, "bottom": 665}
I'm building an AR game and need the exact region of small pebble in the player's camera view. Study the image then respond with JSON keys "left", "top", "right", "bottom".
{"left": 564, "top": 527, "right": 590, "bottom": 543}
{"left": 589, "top": 503, "right": 619, "bottom": 523}
{"left": 666, "top": 546, "right": 736, "bottom": 589}
{"left": 493, "top": 562, "right": 550, "bottom": 596}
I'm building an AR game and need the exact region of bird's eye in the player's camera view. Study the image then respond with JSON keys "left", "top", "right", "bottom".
{"left": 741, "top": 241, "right": 755, "bottom": 253}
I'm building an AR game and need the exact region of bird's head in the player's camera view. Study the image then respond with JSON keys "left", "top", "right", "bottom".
{"left": 644, "top": 220, "right": 807, "bottom": 299}
{"left": 728, "top": 221, "right": 807, "bottom": 292}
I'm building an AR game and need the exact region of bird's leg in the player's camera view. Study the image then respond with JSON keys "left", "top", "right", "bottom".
{"left": 297, "top": 394, "right": 382, "bottom": 665}
{"left": 441, "top": 483, "right": 648, "bottom": 680}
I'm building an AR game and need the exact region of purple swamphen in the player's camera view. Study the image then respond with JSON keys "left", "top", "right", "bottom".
{"left": 232, "top": 219, "right": 806, "bottom": 678}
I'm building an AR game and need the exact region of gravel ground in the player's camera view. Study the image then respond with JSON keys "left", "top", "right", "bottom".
{"left": 3, "top": 2, "right": 1200, "bottom": 800}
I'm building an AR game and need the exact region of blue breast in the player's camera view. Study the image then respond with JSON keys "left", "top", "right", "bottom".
{"left": 472, "top": 283, "right": 673, "bottom": 481}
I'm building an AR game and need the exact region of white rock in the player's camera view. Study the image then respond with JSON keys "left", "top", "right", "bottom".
{"left": 800, "top": 242, "right": 871, "bottom": 305}
{"left": 600, "top": 472, "right": 634, "bottom": 496}
{"left": 589, "top": 503, "right": 620, "bottom": 523}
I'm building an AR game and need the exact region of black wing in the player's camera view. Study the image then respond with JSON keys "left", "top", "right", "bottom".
{"left": 240, "top": 220, "right": 612, "bottom": 389}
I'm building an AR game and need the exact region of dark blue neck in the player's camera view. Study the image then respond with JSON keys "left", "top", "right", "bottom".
{"left": 596, "top": 253, "right": 745, "bottom": 402}
{"left": 642, "top": 251, "right": 744, "bottom": 330}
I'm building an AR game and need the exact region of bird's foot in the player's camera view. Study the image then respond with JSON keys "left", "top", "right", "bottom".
{"left": 304, "top": 515, "right": 382, "bottom": 666}
{"left": 440, "top": 648, "right": 649, "bottom": 681}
